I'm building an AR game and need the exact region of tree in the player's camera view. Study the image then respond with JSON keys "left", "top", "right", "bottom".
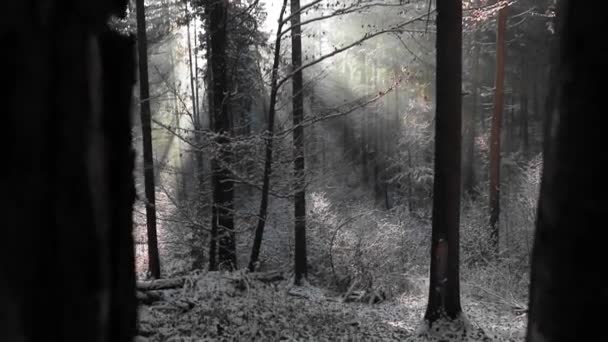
{"left": 205, "top": 0, "right": 236, "bottom": 271}
{"left": 1, "top": 1, "right": 137, "bottom": 340}
{"left": 291, "top": 0, "right": 308, "bottom": 286}
{"left": 423, "top": 0, "right": 463, "bottom": 325}
{"left": 489, "top": 2, "right": 507, "bottom": 253}
{"left": 249, "top": 1, "right": 431, "bottom": 274}
{"left": 249, "top": 0, "right": 290, "bottom": 272}
{"left": 136, "top": 0, "right": 161, "bottom": 279}
{"left": 526, "top": 0, "right": 607, "bottom": 340}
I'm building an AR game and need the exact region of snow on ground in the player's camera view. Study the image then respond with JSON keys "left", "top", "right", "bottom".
{"left": 136, "top": 271, "right": 526, "bottom": 341}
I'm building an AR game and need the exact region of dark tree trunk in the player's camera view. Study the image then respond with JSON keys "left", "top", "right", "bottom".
{"left": 489, "top": 3, "right": 507, "bottom": 254}
{"left": 136, "top": 0, "right": 161, "bottom": 279}
{"left": 526, "top": 1, "right": 607, "bottom": 341}
{"left": 248, "top": 0, "right": 289, "bottom": 272}
{"left": 291, "top": 0, "right": 308, "bottom": 285}
{"left": 1, "top": 1, "right": 137, "bottom": 340}
{"left": 424, "top": 0, "right": 463, "bottom": 323}
{"left": 206, "top": 0, "right": 236, "bottom": 270}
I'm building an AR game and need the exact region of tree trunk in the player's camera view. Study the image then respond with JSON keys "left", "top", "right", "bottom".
{"left": 1, "top": 2, "right": 137, "bottom": 340}
{"left": 291, "top": 0, "right": 308, "bottom": 285}
{"left": 423, "top": 0, "right": 463, "bottom": 323}
{"left": 463, "top": 32, "right": 480, "bottom": 196}
{"left": 136, "top": 0, "right": 161, "bottom": 279}
{"left": 526, "top": 1, "right": 607, "bottom": 340}
{"left": 248, "top": 0, "right": 289, "bottom": 272}
{"left": 489, "top": 3, "right": 507, "bottom": 254}
{"left": 206, "top": 0, "right": 236, "bottom": 270}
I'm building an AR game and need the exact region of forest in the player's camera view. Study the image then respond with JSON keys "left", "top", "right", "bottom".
{"left": 1, "top": 0, "right": 605, "bottom": 341}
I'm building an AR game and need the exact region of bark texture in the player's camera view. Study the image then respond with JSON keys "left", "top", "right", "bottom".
{"left": 0, "top": 1, "right": 137, "bottom": 341}
{"left": 424, "top": 0, "right": 463, "bottom": 323}
{"left": 291, "top": 0, "right": 308, "bottom": 286}
{"left": 526, "top": 1, "right": 608, "bottom": 341}
{"left": 205, "top": 0, "right": 236, "bottom": 271}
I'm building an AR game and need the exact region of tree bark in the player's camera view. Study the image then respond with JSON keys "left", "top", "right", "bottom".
{"left": 291, "top": 0, "right": 308, "bottom": 286}
{"left": 1, "top": 1, "right": 137, "bottom": 340}
{"left": 424, "top": 0, "right": 463, "bottom": 323}
{"left": 526, "top": 1, "right": 607, "bottom": 340}
{"left": 489, "top": 3, "right": 507, "bottom": 254}
{"left": 206, "top": 0, "right": 236, "bottom": 271}
{"left": 136, "top": 0, "right": 161, "bottom": 279}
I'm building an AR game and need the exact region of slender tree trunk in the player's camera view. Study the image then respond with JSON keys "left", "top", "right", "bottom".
{"left": 424, "top": 0, "right": 463, "bottom": 324}
{"left": 489, "top": 3, "right": 507, "bottom": 255}
{"left": 248, "top": 0, "right": 289, "bottom": 272}
{"left": 527, "top": 1, "right": 607, "bottom": 340}
{"left": 136, "top": 0, "right": 161, "bottom": 279}
{"left": 206, "top": 0, "right": 235, "bottom": 270}
{"left": 186, "top": 4, "right": 198, "bottom": 124}
{"left": 1, "top": 3, "right": 137, "bottom": 339}
{"left": 291, "top": 0, "right": 308, "bottom": 285}
{"left": 193, "top": 20, "right": 201, "bottom": 119}
{"left": 463, "top": 33, "right": 480, "bottom": 196}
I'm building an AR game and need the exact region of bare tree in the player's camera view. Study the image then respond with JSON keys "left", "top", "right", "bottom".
{"left": 249, "top": 0, "right": 427, "bottom": 274}
{"left": 136, "top": 0, "right": 161, "bottom": 279}
{"left": 249, "top": 0, "right": 289, "bottom": 272}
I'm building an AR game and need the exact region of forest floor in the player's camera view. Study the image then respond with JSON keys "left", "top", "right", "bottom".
{"left": 136, "top": 271, "right": 527, "bottom": 342}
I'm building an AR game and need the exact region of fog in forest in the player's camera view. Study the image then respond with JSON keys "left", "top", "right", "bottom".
{"left": 5, "top": 0, "right": 605, "bottom": 341}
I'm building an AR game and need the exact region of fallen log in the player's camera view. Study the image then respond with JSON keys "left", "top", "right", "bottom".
{"left": 137, "top": 277, "right": 185, "bottom": 291}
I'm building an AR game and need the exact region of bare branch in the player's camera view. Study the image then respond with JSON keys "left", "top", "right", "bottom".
{"left": 277, "top": 11, "right": 432, "bottom": 90}
{"left": 281, "top": 1, "right": 408, "bottom": 38}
